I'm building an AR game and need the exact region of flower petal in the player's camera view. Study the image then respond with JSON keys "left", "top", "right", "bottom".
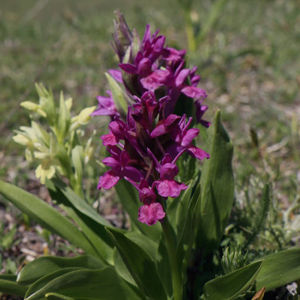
{"left": 141, "top": 69, "right": 170, "bottom": 91}
{"left": 101, "top": 133, "right": 118, "bottom": 146}
{"left": 108, "top": 69, "right": 123, "bottom": 83}
{"left": 181, "top": 86, "right": 207, "bottom": 99}
{"left": 119, "top": 63, "right": 137, "bottom": 74}
{"left": 102, "top": 157, "right": 120, "bottom": 168}
{"left": 97, "top": 171, "right": 120, "bottom": 189}
{"left": 160, "top": 163, "right": 178, "bottom": 180}
{"left": 138, "top": 203, "right": 165, "bottom": 225}
{"left": 123, "top": 166, "right": 143, "bottom": 182}
{"left": 156, "top": 179, "right": 187, "bottom": 198}
{"left": 181, "top": 128, "right": 199, "bottom": 147}
{"left": 188, "top": 146, "right": 210, "bottom": 160}
{"left": 175, "top": 69, "right": 190, "bottom": 87}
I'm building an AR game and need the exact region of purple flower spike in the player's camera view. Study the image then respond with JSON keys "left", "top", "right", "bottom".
{"left": 94, "top": 15, "right": 210, "bottom": 225}
{"left": 138, "top": 203, "right": 165, "bottom": 225}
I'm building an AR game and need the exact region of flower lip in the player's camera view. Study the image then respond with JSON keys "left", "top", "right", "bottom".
{"left": 138, "top": 202, "right": 165, "bottom": 225}
{"left": 155, "top": 179, "right": 187, "bottom": 198}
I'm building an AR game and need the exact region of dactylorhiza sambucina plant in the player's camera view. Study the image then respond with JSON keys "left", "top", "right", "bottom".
{"left": 1, "top": 12, "right": 300, "bottom": 300}
{"left": 94, "top": 13, "right": 210, "bottom": 226}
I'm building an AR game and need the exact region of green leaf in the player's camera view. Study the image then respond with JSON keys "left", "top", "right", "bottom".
{"left": 115, "top": 180, "right": 161, "bottom": 240}
{"left": 25, "top": 268, "right": 81, "bottom": 298}
{"left": 48, "top": 180, "right": 114, "bottom": 263}
{"left": 18, "top": 255, "right": 104, "bottom": 285}
{"left": 50, "top": 180, "right": 111, "bottom": 228}
{"left": 107, "top": 228, "right": 167, "bottom": 300}
{"left": 24, "top": 267, "right": 140, "bottom": 300}
{"left": 0, "top": 274, "right": 17, "bottom": 281}
{"left": 0, "top": 279, "right": 27, "bottom": 297}
{"left": 113, "top": 249, "right": 136, "bottom": 286}
{"left": 0, "top": 180, "right": 98, "bottom": 256}
{"left": 256, "top": 248, "right": 300, "bottom": 291}
{"left": 46, "top": 293, "right": 74, "bottom": 300}
{"left": 176, "top": 175, "right": 201, "bottom": 273}
{"left": 204, "top": 261, "right": 262, "bottom": 300}
{"left": 176, "top": 173, "right": 201, "bottom": 244}
{"left": 198, "top": 110, "right": 234, "bottom": 250}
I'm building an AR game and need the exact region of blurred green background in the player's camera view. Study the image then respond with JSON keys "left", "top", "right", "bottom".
{"left": 0, "top": 0, "right": 299, "bottom": 285}
{"left": 0, "top": 0, "right": 299, "bottom": 194}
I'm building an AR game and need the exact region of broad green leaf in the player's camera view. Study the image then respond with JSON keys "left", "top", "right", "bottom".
{"left": 176, "top": 175, "right": 201, "bottom": 274}
{"left": 50, "top": 180, "right": 111, "bottom": 227}
{"left": 115, "top": 180, "right": 161, "bottom": 240}
{"left": 46, "top": 293, "right": 74, "bottom": 300}
{"left": 198, "top": 111, "right": 234, "bottom": 250}
{"left": 0, "top": 274, "right": 17, "bottom": 281}
{"left": 204, "top": 261, "right": 262, "bottom": 300}
{"left": 0, "top": 180, "right": 97, "bottom": 256}
{"left": 256, "top": 248, "right": 300, "bottom": 291}
{"left": 18, "top": 255, "right": 103, "bottom": 285}
{"left": 48, "top": 180, "right": 114, "bottom": 263}
{"left": 58, "top": 203, "right": 109, "bottom": 262}
{"left": 176, "top": 173, "right": 201, "bottom": 245}
{"left": 25, "top": 268, "right": 81, "bottom": 298}
{"left": 0, "top": 279, "right": 27, "bottom": 297}
{"left": 25, "top": 267, "right": 141, "bottom": 300}
{"left": 107, "top": 228, "right": 167, "bottom": 300}
{"left": 125, "top": 231, "right": 159, "bottom": 261}
{"left": 113, "top": 249, "right": 136, "bottom": 286}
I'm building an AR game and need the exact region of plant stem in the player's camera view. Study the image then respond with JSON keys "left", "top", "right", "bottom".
{"left": 161, "top": 217, "right": 183, "bottom": 300}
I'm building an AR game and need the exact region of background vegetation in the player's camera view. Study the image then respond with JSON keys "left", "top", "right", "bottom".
{"left": 0, "top": 0, "right": 299, "bottom": 297}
